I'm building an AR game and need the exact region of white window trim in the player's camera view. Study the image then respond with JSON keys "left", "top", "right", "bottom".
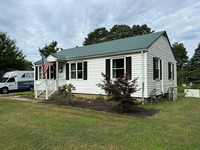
{"left": 169, "top": 62, "right": 173, "bottom": 80}
{"left": 70, "top": 63, "right": 76, "bottom": 79}
{"left": 77, "top": 62, "right": 83, "bottom": 79}
{"left": 70, "top": 62, "right": 83, "bottom": 80}
{"left": 111, "top": 57, "right": 126, "bottom": 79}
{"left": 155, "top": 58, "right": 160, "bottom": 80}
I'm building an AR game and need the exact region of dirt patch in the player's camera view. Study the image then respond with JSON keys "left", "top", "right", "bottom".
{"left": 42, "top": 99, "right": 159, "bottom": 118}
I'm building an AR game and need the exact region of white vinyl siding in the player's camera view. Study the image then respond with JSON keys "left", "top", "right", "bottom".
{"left": 147, "top": 35, "right": 177, "bottom": 96}
{"left": 66, "top": 52, "right": 147, "bottom": 98}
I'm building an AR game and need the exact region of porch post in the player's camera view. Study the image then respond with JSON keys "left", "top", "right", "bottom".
{"left": 56, "top": 60, "right": 59, "bottom": 89}
{"left": 162, "top": 61, "right": 164, "bottom": 94}
{"left": 45, "top": 79, "right": 48, "bottom": 100}
{"left": 34, "top": 64, "right": 36, "bottom": 98}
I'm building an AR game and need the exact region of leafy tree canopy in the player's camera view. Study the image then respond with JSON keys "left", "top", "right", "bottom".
{"left": 83, "top": 27, "right": 109, "bottom": 45}
{"left": 39, "top": 41, "right": 62, "bottom": 57}
{"left": 83, "top": 24, "right": 154, "bottom": 45}
{"left": 0, "top": 32, "right": 31, "bottom": 76}
{"left": 171, "top": 42, "right": 188, "bottom": 71}
{"left": 108, "top": 25, "right": 132, "bottom": 40}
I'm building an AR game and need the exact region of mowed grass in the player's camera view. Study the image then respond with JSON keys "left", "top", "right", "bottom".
{"left": 0, "top": 96, "right": 200, "bottom": 150}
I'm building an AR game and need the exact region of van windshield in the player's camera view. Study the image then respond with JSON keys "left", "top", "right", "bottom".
{"left": 0, "top": 77, "right": 8, "bottom": 83}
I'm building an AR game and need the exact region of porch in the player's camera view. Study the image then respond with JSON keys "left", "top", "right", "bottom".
{"left": 34, "top": 58, "right": 67, "bottom": 100}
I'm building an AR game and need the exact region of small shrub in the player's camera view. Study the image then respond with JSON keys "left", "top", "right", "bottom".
{"left": 97, "top": 73, "right": 139, "bottom": 112}
{"left": 95, "top": 94, "right": 105, "bottom": 102}
{"left": 56, "top": 84, "right": 76, "bottom": 105}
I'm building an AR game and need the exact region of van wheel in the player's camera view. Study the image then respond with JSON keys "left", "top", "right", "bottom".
{"left": 2, "top": 87, "right": 8, "bottom": 94}
{"left": 29, "top": 86, "right": 34, "bottom": 91}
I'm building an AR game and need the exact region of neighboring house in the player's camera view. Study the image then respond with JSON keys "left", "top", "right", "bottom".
{"left": 34, "top": 31, "right": 177, "bottom": 102}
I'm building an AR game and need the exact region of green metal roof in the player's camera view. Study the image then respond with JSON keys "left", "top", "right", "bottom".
{"left": 35, "top": 31, "right": 166, "bottom": 63}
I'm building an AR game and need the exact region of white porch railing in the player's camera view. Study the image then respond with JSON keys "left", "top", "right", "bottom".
{"left": 46, "top": 79, "right": 58, "bottom": 99}
{"left": 35, "top": 79, "right": 58, "bottom": 100}
{"left": 35, "top": 79, "right": 46, "bottom": 99}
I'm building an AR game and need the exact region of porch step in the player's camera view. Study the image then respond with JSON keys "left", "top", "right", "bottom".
{"left": 37, "top": 90, "right": 55, "bottom": 100}
{"left": 37, "top": 92, "right": 46, "bottom": 100}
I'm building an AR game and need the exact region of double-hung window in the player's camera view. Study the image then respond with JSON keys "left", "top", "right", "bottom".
{"left": 71, "top": 63, "right": 76, "bottom": 79}
{"left": 66, "top": 62, "right": 87, "bottom": 80}
{"left": 155, "top": 58, "right": 160, "bottom": 79}
{"left": 112, "top": 58, "right": 125, "bottom": 78}
{"left": 105, "top": 57, "right": 131, "bottom": 80}
{"left": 168, "top": 62, "right": 174, "bottom": 80}
{"left": 153, "top": 57, "right": 162, "bottom": 80}
{"left": 77, "top": 62, "right": 83, "bottom": 79}
{"left": 71, "top": 62, "right": 83, "bottom": 79}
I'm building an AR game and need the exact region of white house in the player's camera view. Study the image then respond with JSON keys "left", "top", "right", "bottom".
{"left": 34, "top": 31, "right": 177, "bottom": 102}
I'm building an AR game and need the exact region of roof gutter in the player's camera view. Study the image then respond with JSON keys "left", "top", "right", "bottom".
{"left": 35, "top": 48, "right": 148, "bottom": 64}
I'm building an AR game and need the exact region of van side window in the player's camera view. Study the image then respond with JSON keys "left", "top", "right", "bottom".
{"left": 7, "top": 78, "right": 15, "bottom": 82}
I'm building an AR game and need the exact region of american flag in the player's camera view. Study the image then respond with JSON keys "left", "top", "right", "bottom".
{"left": 41, "top": 55, "right": 49, "bottom": 79}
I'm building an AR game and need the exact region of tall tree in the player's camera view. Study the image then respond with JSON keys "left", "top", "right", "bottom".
{"left": 171, "top": 42, "right": 189, "bottom": 71}
{"left": 187, "top": 43, "right": 200, "bottom": 84}
{"left": 108, "top": 25, "right": 132, "bottom": 40}
{"left": 39, "top": 41, "right": 62, "bottom": 57}
{"left": 83, "top": 24, "right": 154, "bottom": 45}
{"left": 0, "top": 32, "right": 31, "bottom": 77}
{"left": 132, "top": 24, "right": 154, "bottom": 36}
{"left": 191, "top": 43, "right": 200, "bottom": 70}
{"left": 83, "top": 27, "right": 109, "bottom": 45}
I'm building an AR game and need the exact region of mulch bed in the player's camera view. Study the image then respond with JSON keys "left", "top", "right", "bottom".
{"left": 42, "top": 98, "right": 159, "bottom": 118}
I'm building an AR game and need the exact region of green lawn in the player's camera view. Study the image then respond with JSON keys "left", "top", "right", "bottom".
{"left": 0, "top": 96, "right": 200, "bottom": 150}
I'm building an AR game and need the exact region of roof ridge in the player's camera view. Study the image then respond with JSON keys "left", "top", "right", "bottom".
{"left": 35, "top": 31, "right": 166, "bottom": 63}
{"left": 60, "top": 31, "right": 165, "bottom": 52}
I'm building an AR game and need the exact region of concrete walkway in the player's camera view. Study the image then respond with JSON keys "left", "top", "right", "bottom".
{"left": 0, "top": 94, "right": 43, "bottom": 103}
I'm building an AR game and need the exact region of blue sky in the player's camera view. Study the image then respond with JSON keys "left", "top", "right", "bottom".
{"left": 0, "top": 0, "right": 200, "bottom": 62}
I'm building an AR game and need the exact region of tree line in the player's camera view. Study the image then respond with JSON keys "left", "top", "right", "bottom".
{"left": 0, "top": 24, "right": 200, "bottom": 85}
{"left": 174, "top": 42, "right": 200, "bottom": 85}
{"left": 83, "top": 24, "right": 154, "bottom": 45}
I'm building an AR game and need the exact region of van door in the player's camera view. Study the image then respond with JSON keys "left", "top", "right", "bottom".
{"left": 7, "top": 78, "right": 17, "bottom": 90}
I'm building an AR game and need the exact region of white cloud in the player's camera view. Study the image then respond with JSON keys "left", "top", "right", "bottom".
{"left": 0, "top": 0, "right": 200, "bottom": 62}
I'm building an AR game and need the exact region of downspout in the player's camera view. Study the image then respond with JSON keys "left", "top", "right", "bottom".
{"left": 141, "top": 50, "right": 144, "bottom": 105}
{"left": 162, "top": 60, "right": 164, "bottom": 95}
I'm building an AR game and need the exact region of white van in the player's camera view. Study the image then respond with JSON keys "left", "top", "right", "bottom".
{"left": 0, "top": 71, "right": 34, "bottom": 94}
